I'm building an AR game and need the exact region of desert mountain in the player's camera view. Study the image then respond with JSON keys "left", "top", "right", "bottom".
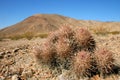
{"left": 0, "top": 14, "right": 120, "bottom": 37}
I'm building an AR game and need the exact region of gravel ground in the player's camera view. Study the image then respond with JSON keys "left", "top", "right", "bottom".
{"left": 0, "top": 34, "right": 120, "bottom": 80}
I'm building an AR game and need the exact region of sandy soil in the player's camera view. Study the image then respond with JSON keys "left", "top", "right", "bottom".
{"left": 0, "top": 34, "right": 120, "bottom": 80}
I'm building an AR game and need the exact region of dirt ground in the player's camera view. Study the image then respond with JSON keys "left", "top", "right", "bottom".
{"left": 0, "top": 34, "right": 120, "bottom": 80}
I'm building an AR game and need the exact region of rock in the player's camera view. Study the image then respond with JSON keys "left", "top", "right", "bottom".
{"left": 4, "top": 54, "right": 13, "bottom": 59}
{"left": 58, "top": 72, "right": 77, "bottom": 80}
{"left": 0, "top": 52, "right": 5, "bottom": 59}
{"left": 13, "top": 48, "right": 20, "bottom": 53}
{"left": 0, "top": 76, "right": 5, "bottom": 80}
{"left": 58, "top": 74, "right": 67, "bottom": 80}
{"left": 21, "top": 69, "right": 33, "bottom": 78}
{"left": 0, "top": 52, "right": 5, "bottom": 55}
{"left": 0, "top": 55, "right": 3, "bottom": 59}
{"left": 118, "top": 69, "right": 120, "bottom": 75}
{"left": 12, "top": 74, "right": 19, "bottom": 80}
{"left": 20, "top": 45, "right": 29, "bottom": 50}
{"left": 6, "top": 51, "right": 11, "bottom": 54}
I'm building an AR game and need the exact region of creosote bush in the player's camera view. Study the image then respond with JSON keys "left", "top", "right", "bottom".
{"left": 33, "top": 25, "right": 118, "bottom": 79}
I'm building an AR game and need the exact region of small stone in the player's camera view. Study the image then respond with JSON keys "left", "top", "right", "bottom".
{"left": 118, "top": 69, "right": 120, "bottom": 75}
{"left": 0, "top": 52, "right": 5, "bottom": 59}
{"left": 58, "top": 74, "right": 66, "bottom": 80}
{"left": 13, "top": 48, "right": 20, "bottom": 53}
{"left": 4, "top": 54, "right": 13, "bottom": 58}
{"left": 0, "top": 76, "right": 5, "bottom": 80}
{"left": 21, "top": 69, "right": 33, "bottom": 78}
{"left": 12, "top": 74, "right": 19, "bottom": 80}
{"left": 6, "top": 51, "right": 11, "bottom": 54}
{"left": 0, "top": 52, "right": 5, "bottom": 55}
{"left": 0, "top": 55, "right": 3, "bottom": 59}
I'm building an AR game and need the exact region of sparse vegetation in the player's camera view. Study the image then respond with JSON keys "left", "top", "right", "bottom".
{"left": 0, "top": 14, "right": 120, "bottom": 80}
{"left": 22, "top": 32, "right": 34, "bottom": 40}
{"left": 7, "top": 32, "right": 35, "bottom": 40}
{"left": 35, "top": 33, "right": 48, "bottom": 38}
{"left": 33, "top": 25, "right": 120, "bottom": 79}
{"left": 6, "top": 32, "right": 48, "bottom": 40}
{"left": 9, "top": 34, "right": 24, "bottom": 40}
{"left": 90, "top": 25, "right": 120, "bottom": 35}
{"left": 91, "top": 25, "right": 109, "bottom": 35}
{"left": 0, "top": 37, "right": 3, "bottom": 41}
{"left": 108, "top": 31, "right": 120, "bottom": 35}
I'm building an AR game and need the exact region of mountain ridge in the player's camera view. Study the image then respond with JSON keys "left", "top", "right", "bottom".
{"left": 0, "top": 14, "right": 120, "bottom": 38}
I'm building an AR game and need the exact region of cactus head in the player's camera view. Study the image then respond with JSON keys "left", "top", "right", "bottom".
{"left": 33, "top": 40, "right": 56, "bottom": 67}
{"left": 56, "top": 37, "right": 71, "bottom": 58}
{"left": 48, "top": 31, "right": 60, "bottom": 44}
{"left": 48, "top": 25, "right": 73, "bottom": 43}
{"left": 74, "top": 27, "right": 96, "bottom": 52}
{"left": 94, "top": 48, "right": 114, "bottom": 74}
{"left": 32, "top": 46, "right": 42, "bottom": 62}
{"left": 72, "top": 51, "right": 92, "bottom": 77}
{"left": 59, "top": 25, "right": 73, "bottom": 38}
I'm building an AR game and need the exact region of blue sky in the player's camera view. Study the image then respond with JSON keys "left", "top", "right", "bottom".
{"left": 0, "top": 0, "right": 120, "bottom": 29}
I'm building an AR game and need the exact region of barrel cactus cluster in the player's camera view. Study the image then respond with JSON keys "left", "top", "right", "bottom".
{"left": 33, "top": 25, "right": 117, "bottom": 78}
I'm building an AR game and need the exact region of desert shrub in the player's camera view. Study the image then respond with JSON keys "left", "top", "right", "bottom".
{"left": 36, "top": 33, "right": 48, "bottom": 38}
{"left": 108, "top": 31, "right": 120, "bottom": 35}
{"left": 22, "top": 32, "right": 34, "bottom": 40}
{"left": 9, "top": 32, "right": 34, "bottom": 40}
{"left": 10, "top": 35, "right": 24, "bottom": 40}
{"left": 0, "top": 37, "right": 3, "bottom": 41}
{"left": 94, "top": 48, "right": 114, "bottom": 75}
{"left": 72, "top": 51, "right": 92, "bottom": 77}
{"left": 91, "top": 26, "right": 109, "bottom": 35}
{"left": 10, "top": 32, "right": 48, "bottom": 40}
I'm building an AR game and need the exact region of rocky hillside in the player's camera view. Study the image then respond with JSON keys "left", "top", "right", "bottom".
{"left": 0, "top": 14, "right": 120, "bottom": 38}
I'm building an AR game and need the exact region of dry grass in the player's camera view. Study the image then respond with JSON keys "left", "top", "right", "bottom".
{"left": 7, "top": 32, "right": 34, "bottom": 40}
{"left": 35, "top": 33, "right": 48, "bottom": 38}
{"left": 91, "top": 25, "right": 109, "bottom": 35}
{"left": 90, "top": 25, "right": 120, "bottom": 36}
{"left": 108, "top": 31, "right": 120, "bottom": 35}
{"left": 1, "top": 32, "right": 48, "bottom": 40}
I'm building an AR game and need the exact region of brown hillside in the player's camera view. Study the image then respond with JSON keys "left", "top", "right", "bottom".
{"left": 0, "top": 14, "right": 120, "bottom": 38}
